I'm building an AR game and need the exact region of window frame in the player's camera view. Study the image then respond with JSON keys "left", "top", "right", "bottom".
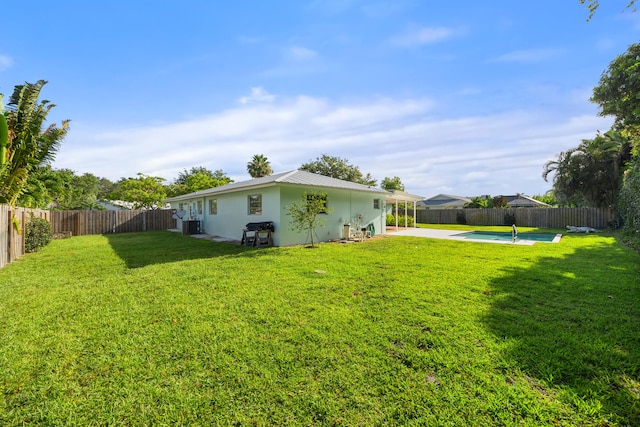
{"left": 209, "top": 198, "right": 218, "bottom": 215}
{"left": 248, "top": 194, "right": 262, "bottom": 215}
{"left": 307, "top": 193, "right": 328, "bottom": 214}
{"left": 373, "top": 198, "right": 380, "bottom": 210}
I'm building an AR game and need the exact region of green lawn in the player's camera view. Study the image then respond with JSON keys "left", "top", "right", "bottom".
{"left": 1, "top": 228, "right": 639, "bottom": 426}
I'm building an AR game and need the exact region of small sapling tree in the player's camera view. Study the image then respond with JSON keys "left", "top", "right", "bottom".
{"left": 284, "top": 191, "right": 333, "bottom": 247}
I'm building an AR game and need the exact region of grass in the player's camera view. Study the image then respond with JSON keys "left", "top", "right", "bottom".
{"left": 0, "top": 228, "right": 639, "bottom": 425}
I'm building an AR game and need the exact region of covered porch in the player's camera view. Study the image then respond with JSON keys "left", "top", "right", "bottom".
{"left": 385, "top": 190, "right": 424, "bottom": 230}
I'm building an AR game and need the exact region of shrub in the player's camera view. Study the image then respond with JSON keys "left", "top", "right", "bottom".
{"left": 618, "top": 160, "right": 640, "bottom": 251}
{"left": 456, "top": 210, "right": 467, "bottom": 225}
{"left": 504, "top": 212, "right": 516, "bottom": 226}
{"left": 25, "top": 216, "right": 53, "bottom": 253}
{"left": 386, "top": 214, "right": 414, "bottom": 227}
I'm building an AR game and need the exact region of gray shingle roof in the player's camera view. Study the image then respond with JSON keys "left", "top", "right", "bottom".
{"left": 165, "top": 170, "right": 388, "bottom": 202}
{"left": 417, "top": 194, "right": 471, "bottom": 208}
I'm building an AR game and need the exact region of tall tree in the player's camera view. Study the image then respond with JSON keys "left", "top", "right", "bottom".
{"left": 580, "top": 0, "right": 636, "bottom": 20}
{"left": 492, "top": 195, "right": 509, "bottom": 208}
{"left": 300, "top": 154, "right": 377, "bottom": 186}
{"left": 464, "top": 196, "right": 491, "bottom": 209}
{"left": 17, "top": 166, "right": 66, "bottom": 209}
{"left": 56, "top": 170, "right": 100, "bottom": 209}
{"left": 532, "top": 191, "right": 558, "bottom": 206}
{"left": 381, "top": 176, "right": 405, "bottom": 191}
{"left": 97, "top": 177, "right": 116, "bottom": 199}
{"left": 589, "top": 41, "right": 640, "bottom": 236}
{"left": 108, "top": 173, "right": 168, "bottom": 209}
{"left": 543, "top": 130, "right": 632, "bottom": 207}
{"left": 0, "top": 80, "right": 69, "bottom": 206}
{"left": 247, "top": 154, "right": 273, "bottom": 178}
{"left": 170, "top": 166, "right": 232, "bottom": 196}
{"left": 591, "top": 43, "right": 640, "bottom": 129}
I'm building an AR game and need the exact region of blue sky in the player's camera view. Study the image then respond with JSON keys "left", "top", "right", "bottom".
{"left": 2, "top": 1, "right": 638, "bottom": 198}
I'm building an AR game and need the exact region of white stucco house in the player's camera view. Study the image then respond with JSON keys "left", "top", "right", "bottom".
{"left": 164, "top": 170, "right": 393, "bottom": 247}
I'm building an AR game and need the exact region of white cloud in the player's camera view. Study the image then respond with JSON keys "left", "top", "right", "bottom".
{"left": 389, "top": 25, "right": 457, "bottom": 47}
{"left": 54, "top": 92, "right": 613, "bottom": 199}
{"left": 489, "top": 48, "right": 565, "bottom": 63}
{"left": 0, "top": 54, "right": 13, "bottom": 71}
{"left": 236, "top": 35, "right": 264, "bottom": 44}
{"left": 289, "top": 45, "right": 318, "bottom": 60}
{"left": 260, "top": 44, "right": 324, "bottom": 78}
{"left": 238, "top": 87, "right": 276, "bottom": 104}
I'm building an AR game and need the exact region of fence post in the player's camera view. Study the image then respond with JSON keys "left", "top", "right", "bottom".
{"left": 21, "top": 210, "right": 27, "bottom": 257}
{"left": 6, "top": 208, "right": 12, "bottom": 263}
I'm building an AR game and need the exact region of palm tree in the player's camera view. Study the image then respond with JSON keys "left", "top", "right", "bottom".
{"left": 247, "top": 154, "right": 273, "bottom": 178}
{"left": 0, "top": 80, "right": 69, "bottom": 206}
{"left": 543, "top": 130, "right": 631, "bottom": 208}
{"left": 0, "top": 94, "right": 8, "bottom": 166}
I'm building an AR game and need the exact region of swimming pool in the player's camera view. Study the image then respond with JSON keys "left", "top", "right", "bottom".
{"left": 458, "top": 231, "right": 561, "bottom": 243}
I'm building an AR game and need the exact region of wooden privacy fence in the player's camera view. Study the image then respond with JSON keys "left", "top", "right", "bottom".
{"left": 1, "top": 207, "right": 176, "bottom": 270}
{"left": 50, "top": 210, "right": 176, "bottom": 236}
{"left": 1, "top": 205, "right": 50, "bottom": 270}
{"left": 416, "top": 207, "right": 616, "bottom": 229}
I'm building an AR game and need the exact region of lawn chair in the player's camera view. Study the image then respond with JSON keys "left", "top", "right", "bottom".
{"left": 349, "top": 215, "right": 366, "bottom": 241}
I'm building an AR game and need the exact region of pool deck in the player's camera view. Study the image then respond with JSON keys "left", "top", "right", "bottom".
{"left": 386, "top": 228, "right": 561, "bottom": 245}
{"left": 171, "top": 227, "right": 560, "bottom": 246}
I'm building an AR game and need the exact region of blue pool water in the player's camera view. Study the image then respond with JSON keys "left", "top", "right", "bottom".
{"left": 458, "top": 231, "right": 560, "bottom": 243}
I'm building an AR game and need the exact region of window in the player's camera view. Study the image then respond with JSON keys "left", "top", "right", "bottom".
{"left": 209, "top": 199, "right": 217, "bottom": 215}
{"left": 178, "top": 203, "right": 184, "bottom": 211}
{"left": 248, "top": 194, "right": 262, "bottom": 215}
{"left": 307, "top": 193, "right": 328, "bottom": 214}
{"left": 373, "top": 198, "right": 380, "bottom": 209}
{"left": 197, "top": 200, "right": 203, "bottom": 215}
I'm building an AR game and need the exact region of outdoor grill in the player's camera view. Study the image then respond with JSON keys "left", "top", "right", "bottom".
{"left": 244, "top": 221, "right": 275, "bottom": 232}
{"left": 241, "top": 221, "right": 275, "bottom": 247}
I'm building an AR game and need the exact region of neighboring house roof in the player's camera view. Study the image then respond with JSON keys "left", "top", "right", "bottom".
{"left": 417, "top": 194, "right": 472, "bottom": 209}
{"left": 165, "top": 170, "right": 390, "bottom": 202}
{"left": 503, "top": 194, "right": 550, "bottom": 208}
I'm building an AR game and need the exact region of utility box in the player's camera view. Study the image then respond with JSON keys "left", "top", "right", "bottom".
{"left": 182, "top": 220, "right": 201, "bottom": 235}
{"left": 343, "top": 223, "right": 351, "bottom": 240}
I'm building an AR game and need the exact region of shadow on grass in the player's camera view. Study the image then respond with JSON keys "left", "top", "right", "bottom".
{"left": 105, "top": 231, "right": 268, "bottom": 269}
{"left": 483, "top": 240, "right": 640, "bottom": 423}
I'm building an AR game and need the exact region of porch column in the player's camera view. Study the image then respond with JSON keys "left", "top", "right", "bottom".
{"left": 404, "top": 201, "right": 408, "bottom": 228}
{"left": 394, "top": 198, "right": 399, "bottom": 229}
